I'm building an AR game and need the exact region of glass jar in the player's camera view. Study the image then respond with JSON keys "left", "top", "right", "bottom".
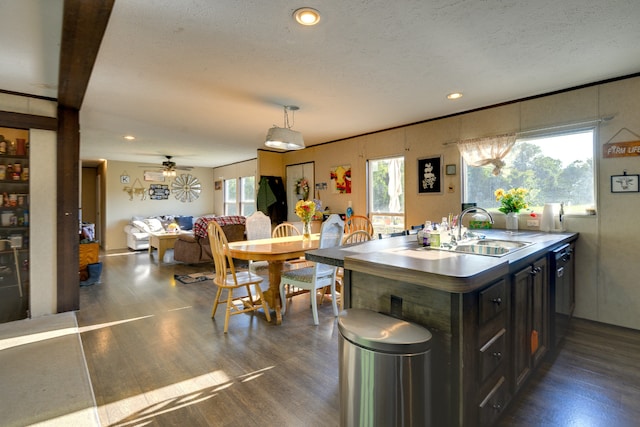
{"left": 302, "top": 220, "right": 312, "bottom": 241}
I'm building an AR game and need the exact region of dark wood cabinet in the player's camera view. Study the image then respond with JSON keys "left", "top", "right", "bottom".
{"left": 512, "top": 256, "right": 548, "bottom": 392}
{"left": 324, "top": 232, "right": 575, "bottom": 427}
{"left": 476, "top": 279, "right": 510, "bottom": 426}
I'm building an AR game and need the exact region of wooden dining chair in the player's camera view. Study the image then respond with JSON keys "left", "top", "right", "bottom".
{"left": 208, "top": 221, "right": 271, "bottom": 333}
{"left": 279, "top": 214, "right": 345, "bottom": 325}
{"left": 342, "top": 230, "right": 373, "bottom": 245}
{"left": 344, "top": 215, "right": 374, "bottom": 238}
{"left": 271, "top": 222, "right": 311, "bottom": 299}
{"left": 272, "top": 222, "right": 301, "bottom": 238}
{"left": 245, "top": 211, "right": 271, "bottom": 275}
{"left": 332, "top": 230, "right": 373, "bottom": 310}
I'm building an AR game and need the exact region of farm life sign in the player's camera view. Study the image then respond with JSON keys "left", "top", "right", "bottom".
{"left": 603, "top": 140, "right": 640, "bottom": 158}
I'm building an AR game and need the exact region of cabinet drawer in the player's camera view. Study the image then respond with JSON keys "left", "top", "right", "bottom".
{"left": 479, "top": 328, "right": 506, "bottom": 383}
{"left": 479, "top": 376, "right": 508, "bottom": 427}
{"left": 479, "top": 279, "right": 506, "bottom": 324}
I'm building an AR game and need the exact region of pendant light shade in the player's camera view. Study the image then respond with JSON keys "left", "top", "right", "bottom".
{"left": 265, "top": 127, "right": 305, "bottom": 150}
{"left": 264, "top": 105, "right": 305, "bottom": 150}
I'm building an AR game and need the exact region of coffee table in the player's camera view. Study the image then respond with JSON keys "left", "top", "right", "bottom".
{"left": 148, "top": 231, "right": 182, "bottom": 264}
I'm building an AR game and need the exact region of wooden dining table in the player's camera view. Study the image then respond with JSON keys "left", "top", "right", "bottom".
{"left": 227, "top": 234, "right": 320, "bottom": 324}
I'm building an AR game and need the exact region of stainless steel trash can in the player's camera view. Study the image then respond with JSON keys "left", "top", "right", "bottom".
{"left": 338, "top": 309, "right": 432, "bottom": 427}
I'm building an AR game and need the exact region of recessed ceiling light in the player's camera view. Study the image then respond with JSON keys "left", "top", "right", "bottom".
{"left": 294, "top": 8, "right": 321, "bottom": 26}
{"left": 447, "top": 92, "right": 463, "bottom": 100}
{"left": 123, "top": 135, "right": 136, "bottom": 141}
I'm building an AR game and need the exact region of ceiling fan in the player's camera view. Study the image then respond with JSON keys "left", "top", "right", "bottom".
{"left": 161, "top": 156, "right": 193, "bottom": 177}
{"left": 141, "top": 155, "right": 192, "bottom": 177}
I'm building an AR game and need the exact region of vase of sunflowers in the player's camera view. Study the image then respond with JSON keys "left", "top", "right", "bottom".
{"left": 494, "top": 187, "right": 529, "bottom": 231}
{"left": 295, "top": 199, "right": 316, "bottom": 241}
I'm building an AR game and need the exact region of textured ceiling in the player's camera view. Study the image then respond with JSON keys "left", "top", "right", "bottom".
{"left": 2, "top": 0, "right": 640, "bottom": 169}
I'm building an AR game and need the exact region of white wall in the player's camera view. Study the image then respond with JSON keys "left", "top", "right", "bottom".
{"left": 104, "top": 160, "right": 215, "bottom": 251}
{"left": 29, "top": 129, "right": 57, "bottom": 317}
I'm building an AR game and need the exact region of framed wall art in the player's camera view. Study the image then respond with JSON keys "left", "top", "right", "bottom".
{"left": 611, "top": 172, "right": 639, "bottom": 193}
{"left": 417, "top": 155, "right": 442, "bottom": 194}
{"left": 330, "top": 164, "right": 351, "bottom": 194}
{"left": 144, "top": 170, "right": 165, "bottom": 182}
{"left": 148, "top": 184, "right": 170, "bottom": 200}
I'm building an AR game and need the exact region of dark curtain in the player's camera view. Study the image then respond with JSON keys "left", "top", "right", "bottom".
{"left": 257, "top": 176, "right": 287, "bottom": 224}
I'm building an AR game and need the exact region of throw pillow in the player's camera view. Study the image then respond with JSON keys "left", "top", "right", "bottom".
{"left": 175, "top": 215, "right": 193, "bottom": 230}
{"left": 144, "top": 218, "right": 164, "bottom": 232}
{"left": 132, "top": 220, "right": 151, "bottom": 233}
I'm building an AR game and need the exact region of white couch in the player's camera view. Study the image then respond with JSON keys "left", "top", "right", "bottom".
{"left": 123, "top": 215, "right": 195, "bottom": 250}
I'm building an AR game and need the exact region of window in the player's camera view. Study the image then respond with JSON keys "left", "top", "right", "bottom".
{"left": 224, "top": 179, "right": 237, "bottom": 215}
{"left": 240, "top": 176, "right": 256, "bottom": 216}
{"left": 368, "top": 156, "right": 405, "bottom": 236}
{"left": 224, "top": 176, "right": 256, "bottom": 216}
{"left": 463, "top": 129, "right": 595, "bottom": 215}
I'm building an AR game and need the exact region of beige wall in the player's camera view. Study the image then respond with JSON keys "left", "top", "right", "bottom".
{"left": 104, "top": 160, "right": 215, "bottom": 251}
{"left": 81, "top": 167, "right": 98, "bottom": 225}
{"left": 253, "top": 76, "right": 640, "bottom": 331}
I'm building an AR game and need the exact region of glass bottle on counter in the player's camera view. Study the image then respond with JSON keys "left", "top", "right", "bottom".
{"left": 417, "top": 221, "right": 432, "bottom": 246}
{"left": 430, "top": 225, "right": 441, "bottom": 248}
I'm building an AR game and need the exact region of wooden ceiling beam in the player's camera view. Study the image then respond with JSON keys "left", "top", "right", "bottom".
{"left": 58, "top": 0, "right": 114, "bottom": 109}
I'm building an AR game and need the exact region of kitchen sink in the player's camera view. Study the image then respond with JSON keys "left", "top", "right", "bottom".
{"left": 452, "top": 239, "right": 533, "bottom": 257}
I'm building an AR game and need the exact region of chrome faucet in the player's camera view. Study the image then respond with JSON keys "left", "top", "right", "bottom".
{"left": 457, "top": 207, "right": 494, "bottom": 240}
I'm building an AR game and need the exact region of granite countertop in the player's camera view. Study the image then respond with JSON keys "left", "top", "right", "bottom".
{"left": 306, "top": 229, "right": 577, "bottom": 293}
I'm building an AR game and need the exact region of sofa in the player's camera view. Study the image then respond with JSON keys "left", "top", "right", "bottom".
{"left": 124, "top": 215, "right": 195, "bottom": 250}
{"left": 173, "top": 215, "right": 246, "bottom": 264}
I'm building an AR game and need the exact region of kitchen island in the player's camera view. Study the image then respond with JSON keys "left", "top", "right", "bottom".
{"left": 306, "top": 229, "right": 577, "bottom": 427}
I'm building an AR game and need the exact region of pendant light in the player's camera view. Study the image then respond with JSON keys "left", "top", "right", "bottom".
{"left": 265, "top": 105, "right": 305, "bottom": 150}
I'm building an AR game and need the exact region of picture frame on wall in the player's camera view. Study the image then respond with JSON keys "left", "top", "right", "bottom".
{"left": 417, "top": 155, "right": 442, "bottom": 194}
{"left": 611, "top": 173, "right": 639, "bottom": 193}
{"left": 144, "top": 170, "right": 165, "bottom": 182}
{"left": 214, "top": 180, "right": 222, "bottom": 191}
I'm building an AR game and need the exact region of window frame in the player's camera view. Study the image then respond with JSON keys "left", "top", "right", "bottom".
{"left": 223, "top": 175, "right": 256, "bottom": 216}
{"left": 367, "top": 155, "right": 405, "bottom": 236}
{"left": 461, "top": 127, "right": 597, "bottom": 216}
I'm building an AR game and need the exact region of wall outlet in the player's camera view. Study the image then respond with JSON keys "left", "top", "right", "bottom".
{"left": 527, "top": 219, "right": 539, "bottom": 227}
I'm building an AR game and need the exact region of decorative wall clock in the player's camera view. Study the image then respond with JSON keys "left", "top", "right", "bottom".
{"left": 171, "top": 174, "right": 201, "bottom": 202}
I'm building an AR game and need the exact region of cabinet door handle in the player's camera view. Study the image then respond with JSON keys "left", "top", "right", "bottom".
{"left": 492, "top": 351, "right": 502, "bottom": 360}
{"left": 491, "top": 297, "right": 502, "bottom": 305}
{"left": 530, "top": 266, "right": 542, "bottom": 275}
{"left": 492, "top": 403, "right": 502, "bottom": 412}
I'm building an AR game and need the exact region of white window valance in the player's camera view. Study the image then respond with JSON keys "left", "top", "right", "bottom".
{"left": 456, "top": 133, "right": 517, "bottom": 176}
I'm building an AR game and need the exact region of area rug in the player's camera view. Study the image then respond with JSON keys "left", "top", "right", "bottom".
{"left": 174, "top": 272, "right": 215, "bottom": 284}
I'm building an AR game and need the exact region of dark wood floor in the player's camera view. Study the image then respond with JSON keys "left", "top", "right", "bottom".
{"left": 497, "top": 318, "right": 640, "bottom": 427}
{"left": 77, "top": 249, "right": 640, "bottom": 426}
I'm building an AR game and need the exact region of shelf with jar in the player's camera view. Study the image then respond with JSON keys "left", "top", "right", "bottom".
{"left": 0, "top": 161, "right": 28, "bottom": 182}
{"left": 0, "top": 131, "right": 29, "bottom": 323}
{"left": 0, "top": 136, "right": 28, "bottom": 156}
{"left": 0, "top": 232, "right": 28, "bottom": 252}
